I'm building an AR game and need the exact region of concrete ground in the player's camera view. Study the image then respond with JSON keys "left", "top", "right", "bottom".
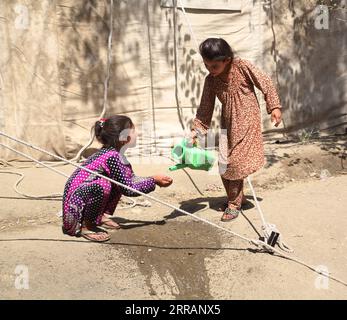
{"left": 0, "top": 137, "right": 346, "bottom": 299}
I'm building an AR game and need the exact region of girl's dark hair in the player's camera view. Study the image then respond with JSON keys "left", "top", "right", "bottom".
{"left": 199, "top": 38, "right": 234, "bottom": 61}
{"left": 94, "top": 115, "right": 133, "bottom": 148}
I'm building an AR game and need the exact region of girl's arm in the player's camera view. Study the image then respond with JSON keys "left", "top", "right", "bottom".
{"left": 192, "top": 75, "right": 216, "bottom": 135}
{"left": 239, "top": 59, "right": 282, "bottom": 114}
{"left": 106, "top": 154, "right": 156, "bottom": 197}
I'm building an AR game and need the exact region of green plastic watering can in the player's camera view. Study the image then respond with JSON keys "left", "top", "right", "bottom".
{"left": 169, "top": 139, "right": 216, "bottom": 171}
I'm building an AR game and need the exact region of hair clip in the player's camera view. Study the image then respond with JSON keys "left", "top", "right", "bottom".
{"left": 99, "top": 118, "right": 107, "bottom": 128}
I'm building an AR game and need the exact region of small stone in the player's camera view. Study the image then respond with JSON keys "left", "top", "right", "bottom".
{"left": 148, "top": 249, "right": 152, "bottom": 252}
{"left": 140, "top": 260, "right": 145, "bottom": 264}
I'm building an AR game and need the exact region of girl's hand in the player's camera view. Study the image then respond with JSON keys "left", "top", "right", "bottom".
{"left": 187, "top": 130, "right": 198, "bottom": 145}
{"left": 271, "top": 108, "right": 282, "bottom": 127}
{"left": 153, "top": 175, "right": 173, "bottom": 188}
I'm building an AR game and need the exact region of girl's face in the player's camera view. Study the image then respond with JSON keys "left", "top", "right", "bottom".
{"left": 118, "top": 124, "right": 137, "bottom": 150}
{"left": 203, "top": 58, "right": 231, "bottom": 77}
{"left": 126, "top": 125, "right": 137, "bottom": 148}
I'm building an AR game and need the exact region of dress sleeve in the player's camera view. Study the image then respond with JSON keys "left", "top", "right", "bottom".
{"left": 239, "top": 59, "right": 282, "bottom": 114}
{"left": 192, "top": 75, "right": 216, "bottom": 135}
{"left": 106, "top": 154, "right": 156, "bottom": 197}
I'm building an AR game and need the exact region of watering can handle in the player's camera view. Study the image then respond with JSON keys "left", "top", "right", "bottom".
{"left": 188, "top": 130, "right": 199, "bottom": 146}
{"left": 186, "top": 136, "right": 198, "bottom": 148}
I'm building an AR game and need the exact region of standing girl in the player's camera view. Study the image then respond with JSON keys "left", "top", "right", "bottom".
{"left": 62, "top": 115, "right": 173, "bottom": 242}
{"left": 191, "top": 38, "right": 282, "bottom": 222}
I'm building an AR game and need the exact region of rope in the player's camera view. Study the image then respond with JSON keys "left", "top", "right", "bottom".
{"left": 66, "top": 0, "right": 138, "bottom": 211}
{"left": 1, "top": 1, "right": 346, "bottom": 288}
{"left": 0, "top": 0, "right": 137, "bottom": 210}
{"left": 0, "top": 145, "right": 68, "bottom": 199}
{"left": 0, "top": 143, "right": 138, "bottom": 209}
{"left": 71, "top": 0, "right": 114, "bottom": 163}
{"left": 146, "top": 0, "right": 158, "bottom": 153}
{"left": 0, "top": 170, "right": 62, "bottom": 200}
{"left": 0, "top": 132, "right": 252, "bottom": 243}
{"left": 173, "top": 0, "right": 186, "bottom": 131}
{"left": 177, "top": 0, "right": 199, "bottom": 50}
{"left": 1, "top": 131, "right": 347, "bottom": 288}
{"left": 177, "top": 0, "right": 293, "bottom": 253}
{"left": 0, "top": 158, "right": 36, "bottom": 169}
{"left": 246, "top": 176, "right": 293, "bottom": 252}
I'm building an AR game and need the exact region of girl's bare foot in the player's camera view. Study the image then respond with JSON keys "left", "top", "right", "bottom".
{"left": 101, "top": 214, "right": 121, "bottom": 230}
{"left": 81, "top": 226, "right": 110, "bottom": 242}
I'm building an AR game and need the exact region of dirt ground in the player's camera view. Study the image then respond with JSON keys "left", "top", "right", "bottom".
{"left": 0, "top": 135, "right": 347, "bottom": 300}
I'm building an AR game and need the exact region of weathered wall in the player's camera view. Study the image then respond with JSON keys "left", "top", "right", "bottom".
{"left": 261, "top": 0, "right": 347, "bottom": 136}
{"left": 0, "top": 0, "right": 346, "bottom": 161}
{"left": 0, "top": 0, "right": 64, "bottom": 160}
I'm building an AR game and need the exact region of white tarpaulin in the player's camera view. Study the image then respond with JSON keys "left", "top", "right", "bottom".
{"left": 1, "top": 0, "right": 346, "bottom": 161}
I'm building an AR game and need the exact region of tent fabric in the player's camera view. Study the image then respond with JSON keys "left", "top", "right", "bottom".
{"left": 1, "top": 0, "right": 346, "bottom": 161}
{"left": 160, "top": 0, "right": 243, "bottom": 11}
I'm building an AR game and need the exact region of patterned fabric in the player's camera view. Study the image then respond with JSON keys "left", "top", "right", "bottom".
{"left": 193, "top": 58, "right": 282, "bottom": 180}
{"left": 221, "top": 177, "right": 244, "bottom": 209}
{"left": 62, "top": 147, "right": 156, "bottom": 236}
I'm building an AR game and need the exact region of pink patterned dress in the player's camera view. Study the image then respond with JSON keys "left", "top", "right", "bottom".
{"left": 62, "top": 147, "right": 156, "bottom": 236}
{"left": 193, "top": 57, "right": 282, "bottom": 180}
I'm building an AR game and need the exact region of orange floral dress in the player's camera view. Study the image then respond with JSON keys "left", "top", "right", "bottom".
{"left": 192, "top": 57, "right": 282, "bottom": 180}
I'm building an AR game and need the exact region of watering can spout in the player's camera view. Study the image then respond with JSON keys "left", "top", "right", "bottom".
{"left": 169, "top": 139, "right": 215, "bottom": 172}
{"left": 169, "top": 163, "right": 188, "bottom": 171}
